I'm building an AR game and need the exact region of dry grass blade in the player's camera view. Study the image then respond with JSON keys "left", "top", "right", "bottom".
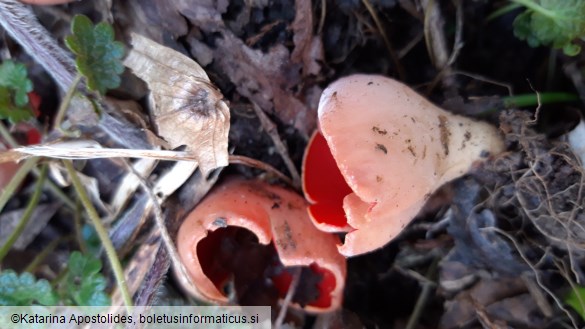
{"left": 274, "top": 267, "right": 301, "bottom": 329}
{"left": 110, "top": 158, "right": 158, "bottom": 216}
{"left": 489, "top": 227, "right": 580, "bottom": 328}
{"left": 110, "top": 227, "right": 161, "bottom": 306}
{"left": 421, "top": 0, "right": 448, "bottom": 69}
{"left": 229, "top": 154, "right": 295, "bottom": 188}
{"left": 361, "top": 0, "right": 405, "bottom": 80}
{"left": 251, "top": 103, "right": 301, "bottom": 189}
{"left": 0, "top": 141, "right": 202, "bottom": 163}
{"left": 110, "top": 158, "right": 202, "bottom": 307}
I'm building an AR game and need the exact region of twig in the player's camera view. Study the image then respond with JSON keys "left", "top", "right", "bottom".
{"left": 398, "top": 0, "right": 422, "bottom": 20}
{"left": 0, "top": 0, "right": 76, "bottom": 91}
{"left": 318, "top": 0, "right": 327, "bottom": 34}
{"left": 405, "top": 280, "right": 434, "bottom": 329}
{"left": 451, "top": 70, "right": 514, "bottom": 96}
{"left": 50, "top": 264, "right": 68, "bottom": 287}
{"left": 446, "top": 0, "right": 464, "bottom": 67}
{"left": 422, "top": 0, "right": 449, "bottom": 69}
{"left": 521, "top": 273, "right": 553, "bottom": 317}
{"left": 5, "top": 143, "right": 295, "bottom": 189}
{"left": 120, "top": 158, "right": 201, "bottom": 302}
{"left": 274, "top": 268, "right": 302, "bottom": 329}
{"left": 361, "top": 0, "right": 405, "bottom": 80}
{"left": 229, "top": 155, "right": 295, "bottom": 189}
{"left": 64, "top": 160, "right": 133, "bottom": 310}
{"left": 398, "top": 31, "right": 424, "bottom": 58}
{"left": 525, "top": 79, "right": 541, "bottom": 125}
{"left": 0, "top": 121, "right": 18, "bottom": 147}
{"left": 490, "top": 227, "right": 580, "bottom": 328}
{"left": 545, "top": 48, "right": 557, "bottom": 91}
{"left": 53, "top": 74, "right": 83, "bottom": 133}
{"left": 404, "top": 257, "right": 439, "bottom": 329}
{"left": 24, "top": 235, "right": 72, "bottom": 273}
{"left": 0, "top": 164, "right": 47, "bottom": 263}
{"left": 0, "top": 121, "right": 76, "bottom": 210}
{"left": 421, "top": 0, "right": 459, "bottom": 93}
{"left": 73, "top": 199, "right": 87, "bottom": 254}
{"left": 251, "top": 103, "right": 301, "bottom": 189}
{"left": 0, "top": 157, "right": 39, "bottom": 214}
{"left": 5, "top": 143, "right": 201, "bottom": 162}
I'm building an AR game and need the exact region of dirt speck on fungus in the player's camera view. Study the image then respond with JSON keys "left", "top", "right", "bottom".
{"left": 438, "top": 115, "right": 450, "bottom": 156}
{"left": 372, "top": 126, "right": 387, "bottom": 135}
{"left": 375, "top": 143, "right": 388, "bottom": 154}
{"left": 276, "top": 221, "right": 297, "bottom": 251}
{"left": 407, "top": 145, "right": 416, "bottom": 157}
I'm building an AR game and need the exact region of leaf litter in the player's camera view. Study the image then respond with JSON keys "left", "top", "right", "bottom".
{"left": 2, "top": 1, "right": 585, "bottom": 327}
{"left": 439, "top": 110, "right": 585, "bottom": 328}
{"left": 0, "top": 8, "right": 230, "bottom": 317}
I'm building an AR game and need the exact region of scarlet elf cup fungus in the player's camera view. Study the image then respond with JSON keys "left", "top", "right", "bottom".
{"left": 303, "top": 74, "right": 505, "bottom": 256}
{"left": 176, "top": 177, "right": 346, "bottom": 312}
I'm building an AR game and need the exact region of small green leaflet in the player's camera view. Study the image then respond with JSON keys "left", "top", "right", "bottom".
{"left": 0, "top": 253, "right": 110, "bottom": 306}
{"left": 512, "top": 0, "right": 585, "bottom": 56}
{"left": 566, "top": 285, "right": 585, "bottom": 320}
{"left": 0, "top": 60, "right": 34, "bottom": 123}
{"left": 0, "top": 88, "right": 33, "bottom": 123}
{"left": 63, "top": 251, "right": 110, "bottom": 306}
{"left": 0, "top": 60, "right": 33, "bottom": 107}
{"left": 0, "top": 270, "right": 58, "bottom": 306}
{"left": 65, "top": 15, "right": 125, "bottom": 95}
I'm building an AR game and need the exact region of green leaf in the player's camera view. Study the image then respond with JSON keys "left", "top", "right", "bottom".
{"left": 0, "top": 60, "right": 34, "bottom": 123}
{"left": 0, "top": 270, "right": 58, "bottom": 306}
{"left": 566, "top": 285, "right": 585, "bottom": 320}
{"left": 65, "top": 15, "right": 125, "bottom": 95}
{"left": 0, "top": 87, "right": 34, "bottom": 123}
{"left": 64, "top": 251, "right": 110, "bottom": 306}
{"left": 82, "top": 224, "right": 102, "bottom": 255}
{"left": 511, "top": 0, "right": 585, "bottom": 56}
{"left": 0, "top": 60, "right": 33, "bottom": 107}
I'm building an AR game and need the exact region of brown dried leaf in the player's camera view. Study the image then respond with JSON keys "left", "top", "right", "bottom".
{"left": 291, "top": 0, "right": 323, "bottom": 77}
{"left": 168, "top": 0, "right": 228, "bottom": 30}
{"left": 439, "top": 275, "right": 546, "bottom": 329}
{"left": 123, "top": 33, "right": 230, "bottom": 175}
{"left": 116, "top": 0, "right": 189, "bottom": 43}
{"left": 212, "top": 32, "right": 315, "bottom": 136}
{"left": 169, "top": 1, "right": 317, "bottom": 136}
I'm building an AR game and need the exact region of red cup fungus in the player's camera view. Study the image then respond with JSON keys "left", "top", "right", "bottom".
{"left": 176, "top": 177, "right": 346, "bottom": 312}
{"left": 303, "top": 74, "right": 505, "bottom": 256}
